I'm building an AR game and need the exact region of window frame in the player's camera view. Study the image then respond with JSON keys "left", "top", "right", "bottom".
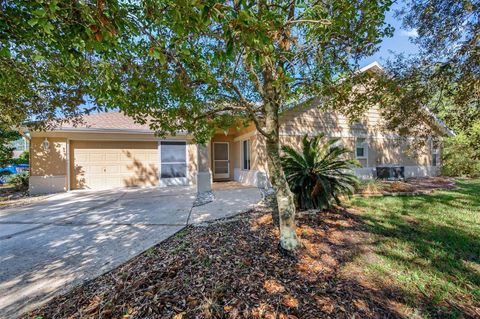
{"left": 355, "top": 137, "right": 368, "bottom": 160}
{"left": 241, "top": 139, "right": 251, "bottom": 170}
{"left": 431, "top": 139, "right": 440, "bottom": 167}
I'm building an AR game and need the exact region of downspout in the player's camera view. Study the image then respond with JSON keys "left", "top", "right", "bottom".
{"left": 66, "top": 138, "right": 70, "bottom": 191}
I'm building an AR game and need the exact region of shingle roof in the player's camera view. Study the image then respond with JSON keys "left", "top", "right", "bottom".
{"left": 60, "top": 112, "right": 153, "bottom": 132}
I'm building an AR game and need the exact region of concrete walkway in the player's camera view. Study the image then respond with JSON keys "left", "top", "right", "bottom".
{"left": 0, "top": 186, "right": 262, "bottom": 318}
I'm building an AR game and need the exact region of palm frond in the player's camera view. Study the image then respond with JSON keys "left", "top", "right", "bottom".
{"left": 281, "top": 132, "right": 359, "bottom": 210}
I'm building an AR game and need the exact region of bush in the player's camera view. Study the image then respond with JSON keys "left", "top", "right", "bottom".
{"left": 12, "top": 150, "right": 29, "bottom": 165}
{"left": 359, "top": 179, "right": 384, "bottom": 194}
{"left": 281, "top": 133, "right": 360, "bottom": 210}
{"left": 7, "top": 171, "right": 29, "bottom": 190}
{"left": 442, "top": 133, "right": 480, "bottom": 177}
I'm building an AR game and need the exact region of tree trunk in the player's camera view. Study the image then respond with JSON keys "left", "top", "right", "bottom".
{"left": 264, "top": 101, "right": 299, "bottom": 252}
{"left": 265, "top": 136, "right": 300, "bottom": 252}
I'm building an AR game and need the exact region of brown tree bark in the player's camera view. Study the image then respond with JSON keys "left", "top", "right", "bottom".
{"left": 263, "top": 99, "right": 299, "bottom": 252}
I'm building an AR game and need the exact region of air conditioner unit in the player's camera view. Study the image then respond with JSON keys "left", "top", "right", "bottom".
{"left": 376, "top": 166, "right": 405, "bottom": 180}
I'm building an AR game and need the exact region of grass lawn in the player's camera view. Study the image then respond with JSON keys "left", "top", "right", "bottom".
{"left": 347, "top": 179, "right": 480, "bottom": 318}
{"left": 26, "top": 179, "right": 479, "bottom": 319}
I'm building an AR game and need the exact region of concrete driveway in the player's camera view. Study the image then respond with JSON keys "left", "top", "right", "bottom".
{"left": 0, "top": 186, "right": 262, "bottom": 318}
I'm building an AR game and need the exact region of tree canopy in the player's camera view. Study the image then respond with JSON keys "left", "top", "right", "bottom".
{"left": 1, "top": 0, "right": 393, "bottom": 136}
{"left": 1, "top": 0, "right": 394, "bottom": 251}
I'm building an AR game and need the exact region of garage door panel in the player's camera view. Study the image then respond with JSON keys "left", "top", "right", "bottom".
{"left": 86, "top": 165, "right": 104, "bottom": 174}
{"left": 71, "top": 141, "right": 160, "bottom": 190}
{"left": 76, "top": 153, "right": 89, "bottom": 162}
{"left": 105, "top": 165, "right": 121, "bottom": 174}
{"left": 89, "top": 153, "right": 105, "bottom": 162}
{"left": 148, "top": 153, "right": 158, "bottom": 161}
{"left": 120, "top": 152, "right": 133, "bottom": 161}
{"left": 105, "top": 153, "right": 120, "bottom": 161}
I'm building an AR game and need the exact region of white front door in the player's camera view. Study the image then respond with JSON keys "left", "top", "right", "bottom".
{"left": 213, "top": 142, "right": 229, "bottom": 179}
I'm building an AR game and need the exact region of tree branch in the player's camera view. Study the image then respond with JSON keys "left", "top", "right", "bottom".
{"left": 285, "top": 19, "right": 331, "bottom": 25}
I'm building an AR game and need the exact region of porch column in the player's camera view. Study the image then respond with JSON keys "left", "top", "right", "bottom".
{"left": 196, "top": 143, "right": 212, "bottom": 193}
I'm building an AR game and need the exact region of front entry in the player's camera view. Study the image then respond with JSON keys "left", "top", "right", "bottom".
{"left": 213, "top": 142, "right": 229, "bottom": 179}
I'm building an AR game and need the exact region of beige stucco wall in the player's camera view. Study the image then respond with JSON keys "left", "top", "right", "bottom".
{"left": 187, "top": 142, "right": 198, "bottom": 183}
{"left": 241, "top": 103, "right": 437, "bottom": 178}
{"left": 30, "top": 136, "right": 68, "bottom": 194}
{"left": 30, "top": 137, "right": 68, "bottom": 177}
{"left": 278, "top": 135, "right": 430, "bottom": 168}
{"left": 279, "top": 101, "right": 388, "bottom": 137}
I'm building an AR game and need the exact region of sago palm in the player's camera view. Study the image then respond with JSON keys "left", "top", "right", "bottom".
{"left": 281, "top": 133, "right": 360, "bottom": 210}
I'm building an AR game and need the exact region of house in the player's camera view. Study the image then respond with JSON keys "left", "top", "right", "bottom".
{"left": 9, "top": 137, "right": 29, "bottom": 159}
{"left": 22, "top": 63, "right": 452, "bottom": 195}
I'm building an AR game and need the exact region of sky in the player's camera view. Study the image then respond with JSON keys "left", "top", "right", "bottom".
{"left": 360, "top": 1, "right": 419, "bottom": 68}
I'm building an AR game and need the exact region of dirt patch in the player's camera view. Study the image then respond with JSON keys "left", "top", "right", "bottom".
{"left": 25, "top": 202, "right": 412, "bottom": 319}
{"left": 0, "top": 185, "right": 49, "bottom": 209}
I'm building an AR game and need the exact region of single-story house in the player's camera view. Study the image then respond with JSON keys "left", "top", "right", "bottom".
{"left": 22, "top": 63, "right": 452, "bottom": 194}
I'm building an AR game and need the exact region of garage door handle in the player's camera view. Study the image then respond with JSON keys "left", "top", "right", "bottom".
{"left": 103, "top": 168, "right": 106, "bottom": 172}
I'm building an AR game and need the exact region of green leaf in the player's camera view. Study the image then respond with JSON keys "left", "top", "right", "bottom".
{"left": 0, "top": 46, "right": 10, "bottom": 58}
{"left": 153, "top": 49, "right": 166, "bottom": 64}
{"left": 27, "top": 18, "right": 39, "bottom": 27}
{"left": 43, "top": 22, "right": 54, "bottom": 34}
{"left": 33, "top": 8, "right": 46, "bottom": 17}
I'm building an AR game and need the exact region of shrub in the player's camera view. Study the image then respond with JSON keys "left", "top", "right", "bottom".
{"left": 359, "top": 179, "right": 384, "bottom": 194}
{"left": 12, "top": 150, "right": 29, "bottom": 165}
{"left": 8, "top": 171, "right": 29, "bottom": 190}
{"left": 442, "top": 133, "right": 480, "bottom": 177}
{"left": 281, "top": 133, "right": 360, "bottom": 210}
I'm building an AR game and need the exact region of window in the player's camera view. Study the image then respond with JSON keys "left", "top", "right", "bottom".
{"left": 355, "top": 137, "right": 367, "bottom": 159}
{"left": 160, "top": 141, "right": 187, "bottom": 178}
{"left": 432, "top": 139, "right": 440, "bottom": 167}
{"left": 242, "top": 139, "right": 251, "bottom": 170}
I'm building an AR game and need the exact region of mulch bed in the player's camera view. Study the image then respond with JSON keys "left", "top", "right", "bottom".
{"left": 25, "top": 202, "right": 409, "bottom": 319}
{"left": 357, "top": 176, "right": 456, "bottom": 196}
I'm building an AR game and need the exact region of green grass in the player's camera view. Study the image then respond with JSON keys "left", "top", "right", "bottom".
{"left": 348, "top": 179, "right": 480, "bottom": 318}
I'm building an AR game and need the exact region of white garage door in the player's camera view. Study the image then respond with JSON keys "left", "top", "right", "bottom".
{"left": 71, "top": 141, "right": 159, "bottom": 190}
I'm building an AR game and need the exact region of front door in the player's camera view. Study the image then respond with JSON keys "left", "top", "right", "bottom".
{"left": 213, "top": 142, "right": 229, "bottom": 179}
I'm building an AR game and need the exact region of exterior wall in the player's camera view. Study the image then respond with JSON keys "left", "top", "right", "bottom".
{"left": 232, "top": 132, "right": 270, "bottom": 188}
{"left": 187, "top": 142, "right": 198, "bottom": 184}
{"left": 237, "top": 103, "right": 441, "bottom": 186}
{"left": 29, "top": 137, "right": 68, "bottom": 194}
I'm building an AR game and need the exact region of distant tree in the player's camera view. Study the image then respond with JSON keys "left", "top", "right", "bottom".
{"left": 13, "top": 150, "right": 29, "bottom": 165}
{"left": 0, "top": 127, "right": 20, "bottom": 167}
{"left": 1, "top": 0, "right": 393, "bottom": 252}
{"left": 379, "top": 0, "right": 479, "bottom": 139}
{"left": 374, "top": 0, "right": 479, "bottom": 176}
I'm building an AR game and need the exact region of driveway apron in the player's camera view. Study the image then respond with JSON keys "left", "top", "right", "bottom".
{"left": 0, "top": 186, "right": 195, "bottom": 318}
